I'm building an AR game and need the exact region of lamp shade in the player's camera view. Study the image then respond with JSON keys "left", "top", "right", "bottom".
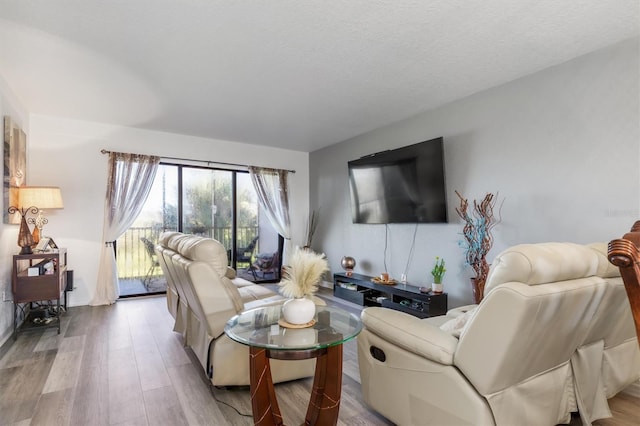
{"left": 18, "top": 186, "right": 64, "bottom": 210}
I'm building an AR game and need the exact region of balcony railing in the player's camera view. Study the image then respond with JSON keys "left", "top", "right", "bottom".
{"left": 116, "top": 226, "right": 259, "bottom": 280}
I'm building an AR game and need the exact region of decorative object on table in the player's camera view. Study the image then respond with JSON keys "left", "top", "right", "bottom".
{"left": 431, "top": 256, "right": 446, "bottom": 293}
{"left": 278, "top": 317, "right": 317, "bottom": 329}
{"left": 7, "top": 186, "right": 45, "bottom": 254}
{"left": 303, "top": 209, "right": 320, "bottom": 250}
{"left": 24, "top": 186, "right": 64, "bottom": 243}
{"left": 6, "top": 205, "right": 35, "bottom": 254}
{"left": 371, "top": 276, "right": 397, "bottom": 285}
{"left": 340, "top": 255, "right": 356, "bottom": 276}
{"left": 279, "top": 246, "right": 329, "bottom": 325}
{"left": 455, "top": 190, "right": 502, "bottom": 303}
{"left": 4, "top": 116, "right": 27, "bottom": 225}
{"left": 281, "top": 298, "right": 316, "bottom": 327}
{"left": 35, "top": 237, "right": 58, "bottom": 252}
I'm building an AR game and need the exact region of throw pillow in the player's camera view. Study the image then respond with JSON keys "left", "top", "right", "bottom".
{"left": 225, "top": 266, "right": 237, "bottom": 279}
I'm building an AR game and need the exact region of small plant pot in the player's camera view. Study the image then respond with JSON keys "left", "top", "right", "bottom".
{"left": 432, "top": 282, "right": 443, "bottom": 293}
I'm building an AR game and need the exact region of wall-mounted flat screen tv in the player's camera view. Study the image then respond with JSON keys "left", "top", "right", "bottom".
{"left": 348, "top": 137, "right": 447, "bottom": 224}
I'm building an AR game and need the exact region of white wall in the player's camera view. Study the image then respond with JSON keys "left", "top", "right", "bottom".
{"left": 25, "top": 116, "right": 309, "bottom": 309}
{"left": 310, "top": 37, "right": 640, "bottom": 308}
{"left": 2, "top": 36, "right": 638, "bottom": 344}
{"left": 0, "top": 74, "right": 29, "bottom": 346}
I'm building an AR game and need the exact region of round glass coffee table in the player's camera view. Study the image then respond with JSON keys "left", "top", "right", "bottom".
{"left": 225, "top": 304, "right": 362, "bottom": 426}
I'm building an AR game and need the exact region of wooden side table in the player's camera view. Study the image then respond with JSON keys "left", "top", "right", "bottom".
{"left": 12, "top": 249, "right": 68, "bottom": 339}
{"left": 225, "top": 305, "right": 362, "bottom": 425}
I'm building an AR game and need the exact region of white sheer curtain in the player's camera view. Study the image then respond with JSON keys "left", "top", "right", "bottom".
{"left": 90, "top": 152, "right": 159, "bottom": 306}
{"left": 248, "top": 166, "right": 292, "bottom": 262}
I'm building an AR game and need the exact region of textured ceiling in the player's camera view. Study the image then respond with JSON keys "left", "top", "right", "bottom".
{"left": 0, "top": 1, "right": 638, "bottom": 152}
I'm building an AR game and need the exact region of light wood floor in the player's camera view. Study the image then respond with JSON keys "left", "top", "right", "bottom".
{"left": 0, "top": 288, "right": 639, "bottom": 426}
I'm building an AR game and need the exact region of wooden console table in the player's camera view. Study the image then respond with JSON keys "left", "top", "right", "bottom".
{"left": 333, "top": 272, "right": 447, "bottom": 318}
{"left": 224, "top": 305, "right": 362, "bottom": 425}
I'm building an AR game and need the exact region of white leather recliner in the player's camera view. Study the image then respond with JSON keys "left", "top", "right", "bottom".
{"left": 156, "top": 232, "right": 317, "bottom": 386}
{"left": 357, "top": 242, "right": 640, "bottom": 425}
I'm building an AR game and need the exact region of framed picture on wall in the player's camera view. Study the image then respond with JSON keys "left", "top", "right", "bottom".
{"left": 3, "top": 116, "right": 27, "bottom": 224}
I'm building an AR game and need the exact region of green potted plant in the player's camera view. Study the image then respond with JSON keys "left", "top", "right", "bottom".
{"left": 431, "top": 257, "right": 446, "bottom": 293}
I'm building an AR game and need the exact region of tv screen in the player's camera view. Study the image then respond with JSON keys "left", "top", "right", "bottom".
{"left": 348, "top": 137, "right": 447, "bottom": 224}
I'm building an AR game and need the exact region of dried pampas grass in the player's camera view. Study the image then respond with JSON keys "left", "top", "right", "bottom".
{"left": 279, "top": 247, "right": 330, "bottom": 298}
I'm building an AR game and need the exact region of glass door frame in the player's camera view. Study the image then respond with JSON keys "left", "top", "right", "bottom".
{"left": 161, "top": 162, "right": 283, "bottom": 280}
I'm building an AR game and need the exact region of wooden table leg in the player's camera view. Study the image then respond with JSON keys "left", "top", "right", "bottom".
{"left": 305, "top": 344, "right": 343, "bottom": 426}
{"left": 250, "top": 347, "right": 283, "bottom": 426}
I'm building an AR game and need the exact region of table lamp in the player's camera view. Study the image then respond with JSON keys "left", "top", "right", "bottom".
{"left": 7, "top": 186, "right": 64, "bottom": 254}
{"left": 24, "top": 186, "right": 64, "bottom": 243}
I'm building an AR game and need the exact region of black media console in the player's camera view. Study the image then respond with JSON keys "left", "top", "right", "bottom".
{"left": 333, "top": 272, "right": 447, "bottom": 319}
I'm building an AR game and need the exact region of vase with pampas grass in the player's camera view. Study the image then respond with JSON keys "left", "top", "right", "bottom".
{"left": 280, "top": 246, "right": 329, "bottom": 325}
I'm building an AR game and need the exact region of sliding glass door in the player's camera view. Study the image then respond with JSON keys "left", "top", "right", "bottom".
{"left": 116, "top": 163, "right": 281, "bottom": 297}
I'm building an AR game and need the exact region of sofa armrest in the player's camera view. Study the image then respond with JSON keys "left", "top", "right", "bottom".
{"left": 361, "top": 307, "right": 459, "bottom": 365}
{"left": 446, "top": 304, "right": 478, "bottom": 319}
